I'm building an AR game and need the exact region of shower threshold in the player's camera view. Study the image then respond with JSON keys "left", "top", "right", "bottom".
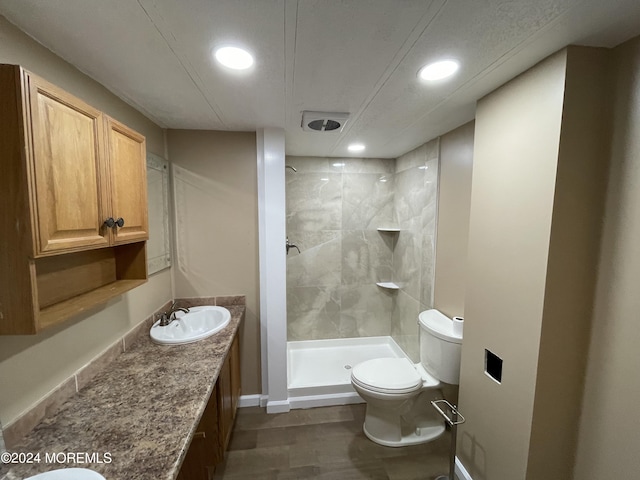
{"left": 287, "top": 336, "right": 408, "bottom": 409}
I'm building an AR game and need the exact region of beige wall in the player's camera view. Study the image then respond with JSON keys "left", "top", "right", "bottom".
{"left": 434, "top": 121, "right": 474, "bottom": 319}
{"left": 573, "top": 36, "right": 640, "bottom": 480}
{"left": 526, "top": 46, "right": 609, "bottom": 479}
{"left": 458, "top": 51, "right": 566, "bottom": 480}
{"left": 457, "top": 47, "right": 609, "bottom": 479}
{"left": 167, "top": 130, "right": 260, "bottom": 395}
{"left": 0, "top": 16, "right": 172, "bottom": 426}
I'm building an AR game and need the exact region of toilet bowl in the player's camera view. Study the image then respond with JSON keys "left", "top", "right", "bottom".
{"left": 350, "top": 309, "right": 463, "bottom": 447}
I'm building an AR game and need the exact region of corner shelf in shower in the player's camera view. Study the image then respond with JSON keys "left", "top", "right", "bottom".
{"left": 377, "top": 227, "right": 401, "bottom": 233}
{"left": 376, "top": 282, "right": 400, "bottom": 290}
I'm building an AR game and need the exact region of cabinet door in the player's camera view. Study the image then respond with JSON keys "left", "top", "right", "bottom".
{"left": 230, "top": 334, "right": 241, "bottom": 415}
{"left": 26, "top": 73, "right": 110, "bottom": 255}
{"left": 217, "top": 351, "right": 234, "bottom": 451}
{"left": 105, "top": 116, "right": 148, "bottom": 245}
{"left": 179, "top": 387, "right": 220, "bottom": 480}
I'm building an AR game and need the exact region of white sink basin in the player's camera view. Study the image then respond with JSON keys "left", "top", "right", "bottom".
{"left": 150, "top": 306, "right": 231, "bottom": 345}
{"left": 25, "top": 468, "right": 105, "bottom": 480}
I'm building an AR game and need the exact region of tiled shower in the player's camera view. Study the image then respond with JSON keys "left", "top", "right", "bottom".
{"left": 285, "top": 138, "right": 439, "bottom": 363}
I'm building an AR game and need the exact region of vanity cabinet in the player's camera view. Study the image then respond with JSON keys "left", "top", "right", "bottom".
{"left": 178, "top": 332, "right": 241, "bottom": 480}
{"left": 0, "top": 64, "right": 148, "bottom": 334}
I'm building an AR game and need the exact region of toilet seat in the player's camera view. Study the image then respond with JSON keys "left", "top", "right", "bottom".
{"left": 351, "top": 358, "right": 422, "bottom": 394}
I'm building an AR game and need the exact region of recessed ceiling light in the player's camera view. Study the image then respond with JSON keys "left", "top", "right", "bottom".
{"left": 418, "top": 60, "right": 459, "bottom": 81}
{"left": 332, "top": 162, "right": 345, "bottom": 167}
{"left": 214, "top": 46, "right": 254, "bottom": 70}
{"left": 348, "top": 143, "right": 365, "bottom": 152}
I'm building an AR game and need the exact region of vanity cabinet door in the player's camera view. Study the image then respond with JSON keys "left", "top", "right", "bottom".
{"left": 217, "top": 346, "right": 234, "bottom": 452}
{"left": 26, "top": 72, "right": 110, "bottom": 255}
{"left": 179, "top": 388, "right": 219, "bottom": 480}
{"left": 218, "top": 332, "right": 241, "bottom": 453}
{"left": 229, "top": 334, "right": 241, "bottom": 417}
{"left": 104, "top": 116, "right": 148, "bottom": 245}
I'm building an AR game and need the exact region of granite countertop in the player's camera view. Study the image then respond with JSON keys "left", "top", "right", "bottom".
{"left": 1, "top": 305, "right": 245, "bottom": 480}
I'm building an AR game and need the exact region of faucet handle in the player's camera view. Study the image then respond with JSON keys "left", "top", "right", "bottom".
{"left": 286, "top": 237, "right": 301, "bottom": 255}
{"left": 159, "top": 312, "right": 171, "bottom": 327}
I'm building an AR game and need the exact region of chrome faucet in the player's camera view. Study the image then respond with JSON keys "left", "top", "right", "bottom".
{"left": 286, "top": 237, "right": 300, "bottom": 255}
{"left": 159, "top": 302, "right": 190, "bottom": 326}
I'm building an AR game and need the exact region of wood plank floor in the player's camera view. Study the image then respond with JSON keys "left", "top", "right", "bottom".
{"left": 213, "top": 404, "right": 451, "bottom": 480}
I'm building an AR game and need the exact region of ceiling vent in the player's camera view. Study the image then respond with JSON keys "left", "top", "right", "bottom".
{"left": 301, "top": 111, "right": 350, "bottom": 132}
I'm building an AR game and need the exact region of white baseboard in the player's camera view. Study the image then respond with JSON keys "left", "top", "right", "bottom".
{"left": 266, "top": 399, "right": 291, "bottom": 413}
{"left": 455, "top": 457, "right": 473, "bottom": 480}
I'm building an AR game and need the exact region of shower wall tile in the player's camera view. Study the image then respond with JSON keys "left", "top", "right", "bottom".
{"left": 394, "top": 167, "right": 428, "bottom": 228}
{"left": 285, "top": 148, "right": 438, "bottom": 347}
{"left": 396, "top": 143, "right": 428, "bottom": 173}
{"left": 286, "top": 230, "right": 341, "bottom": 252}
{"left": 422, "top": 198, "right": 438, "bottom": 237}
{"left": 392, "top": 230, "right": 422, "bottom": 300}
{"left": 391, "top": 138, "right": 439, "bottom": 359}
{"left": 286, "top": 156, "right": 398, "bottom": 341}
{"left": 340, "top": 157, "right": 395, "bottom": 174}
{"left": 341, "top": 285, "right": 393, "bottom": 337}
{"left": 342, "top": 230, "right": 393, "bottom": 286}
{"left": 286, "top": 172, "right": 342, "bottom": 231}
{"left": 286, "top": 156, "right": 342, "bottom": 173}
{"left": 287, "top": 286, "right": 341, "bottom": 341}
{"left": 391, "top": 290, "right": 421, "bottom": 362}
{"left": 425, "top": 137, "right": 440, "bottom": 161}
{"left": 342, "top": 173, "right": 395, "bottom": 230}
{"left": 422, "top": 156, "right": 440, "bottom": 232}
{"left": 286, "top": 231, "right": 341, "bottom": 288}
{"left": 420, "top": 234, "right": 435, "bottom": 308}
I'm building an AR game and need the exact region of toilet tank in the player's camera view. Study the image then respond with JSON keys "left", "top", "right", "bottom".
{"left": 418, "top": 309, "right": 463, "bottom": 385}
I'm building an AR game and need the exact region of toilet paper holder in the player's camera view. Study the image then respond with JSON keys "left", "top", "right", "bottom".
{"left": 431, "top": 399, "right": 466, "bottom": 480}
{"left": 431, "top": 399, "right": 465, "bottom": 426}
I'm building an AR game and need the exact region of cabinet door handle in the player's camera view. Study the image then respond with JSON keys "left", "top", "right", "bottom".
{"left": 104, "top": 217, "right": 115, "bottom": 228}
{"left": 115, "top": 217, "right": 125, "bottom": 228}
{"left": 193, "top": 431, "right": 206, "bottom": 439}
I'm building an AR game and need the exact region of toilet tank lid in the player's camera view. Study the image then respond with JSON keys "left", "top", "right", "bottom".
{"left": 418, "top": 309, "right": 462, "bottom": 344}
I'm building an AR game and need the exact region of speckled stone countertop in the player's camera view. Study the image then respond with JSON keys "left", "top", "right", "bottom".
{"left": 1, "top": 305, "right": 244, "bottom": 480}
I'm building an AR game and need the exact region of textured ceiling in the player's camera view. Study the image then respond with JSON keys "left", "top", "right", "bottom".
{"left": 1, "top": 0, "right": 639, "bottom": 158}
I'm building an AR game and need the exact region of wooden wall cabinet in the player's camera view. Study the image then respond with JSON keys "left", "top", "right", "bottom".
{"left": 104, "top": 116, "right": 149, "bottom": 245}
{"left": 0, "top": 65, "right": 149, "bottom": 334}
{"left": 178, "top": 333, "right": 241, "bottom": 480}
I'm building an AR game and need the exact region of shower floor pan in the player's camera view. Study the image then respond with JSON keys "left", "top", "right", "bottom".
{"left": 287, "top": 336, "right": 407, "bottom": 409}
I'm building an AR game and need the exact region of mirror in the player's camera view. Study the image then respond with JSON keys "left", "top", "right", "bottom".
{"left": 146, "top": 152, "right": 171, "bottom": 274}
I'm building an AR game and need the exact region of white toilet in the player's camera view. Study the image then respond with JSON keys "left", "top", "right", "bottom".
{"left": 350, "top": 309, "right": 463, "bottom": 447}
